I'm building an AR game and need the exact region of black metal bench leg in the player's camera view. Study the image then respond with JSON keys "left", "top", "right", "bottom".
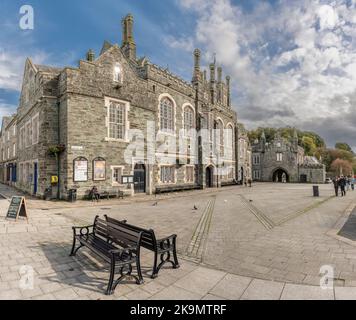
{"left": 172, "top": 238, "right": 180, "bottom": 269}
{"left": 151, "top": 252, "right": 158, "bottom": 279}
{"left": 69, "top": 234, "right": 77, "bottom": 256}
{"left": 106, "top": 260, "right": 116, "bottom": 295}
{"left": 136, "top": 256, "right": 144, "bottom": 284}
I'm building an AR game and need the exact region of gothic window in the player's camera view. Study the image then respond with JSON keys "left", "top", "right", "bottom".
{"left": 108, "top": 101, "right": 126, "bottom": 140}
{"left": 113, "top": 63, "right": 122, "bottom": 82}
{"left": 32, "top": 114, "right": 39, "bottom": 144}
{"left": 25, "top": 121, "right": 32, "bottom": 147}
{"left": 160, "top": 97, "right": 174, "bottom": 132}
{"left": 253, "top": 154, "right": 260, "bottom": 165}
{"left": 227, "top": 167, "right": 234, "bottom": 179}
{"left": 226, "top": 123, "right": 234, "bottom": 148}
{"left": 200, "top": 116, "right": 207, "bottom": 129}
{"left": 215, "top": 119, "right": 224, "bottom": 157}
{"left": 183, "top": 105, "right": 195, "bottom": 134}
{"left": 185, "top": 166, "right": 194, "bottom": 183}
{"left": 253, "top": 170, "right": 260, "bottom": 179}
{"left": 160, "top": 166, "right": 175, "bottom": 184}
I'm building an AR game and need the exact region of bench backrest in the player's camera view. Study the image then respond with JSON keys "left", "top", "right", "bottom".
{"left": 104, "top": 215, "right": 157, "bottom": 251}
{"left": 93, "top": 216, "right": 143, "bottom": 251}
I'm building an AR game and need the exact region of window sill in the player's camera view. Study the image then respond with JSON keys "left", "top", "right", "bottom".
{"left": 105, "top": 137, "right": 129, "bottom": 143}
{"left": 157, "top": 130, "right": 176, "bottom": 137}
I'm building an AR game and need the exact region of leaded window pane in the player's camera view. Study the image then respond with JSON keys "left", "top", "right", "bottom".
{"left": 108, "top": 101, "right": 125, "bottom": 139}
{"left": 160, "top": 98, "right": 174, "bottom": 132}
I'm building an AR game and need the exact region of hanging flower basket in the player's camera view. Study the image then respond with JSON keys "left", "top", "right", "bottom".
{"left": 48, "top": 144, "right": 66, "bottom": 157}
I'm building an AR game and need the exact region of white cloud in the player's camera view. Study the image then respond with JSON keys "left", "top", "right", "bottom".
{"left": 0, "top": 48, "right": 48, "bottom": 91}
{"left": 317, "top": 4, "right": 339, "bottom": 30}
{"left": 172, "top": 0, "right": 356, "bottom": 149}
{"left": 0, "top": 100, "right": 17, "bottom": 125}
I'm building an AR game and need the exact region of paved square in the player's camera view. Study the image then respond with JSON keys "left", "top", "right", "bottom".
{"left": 0, "top": 182, "right": 356, "bottom": 300}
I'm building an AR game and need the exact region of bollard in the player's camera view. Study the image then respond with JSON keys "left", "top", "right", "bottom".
{"left": 313, "top": 185, "right": 319, "bottom": 197}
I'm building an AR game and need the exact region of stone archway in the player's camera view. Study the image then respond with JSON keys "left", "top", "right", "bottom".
{"left": 272, "top": 168, "right": 289, "bottom": 183}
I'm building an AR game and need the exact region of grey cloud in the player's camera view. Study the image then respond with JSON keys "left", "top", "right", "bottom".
{"left": 238, "top": 104, "right": 295, "bottom": 121}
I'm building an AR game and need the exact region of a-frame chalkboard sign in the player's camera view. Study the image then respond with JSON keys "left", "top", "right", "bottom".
{"left": 6, "top": 196, "right": 28, "bottom": 222}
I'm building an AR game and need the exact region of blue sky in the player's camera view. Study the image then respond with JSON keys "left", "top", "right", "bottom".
{"left": 0, "top": 0, "right": 355, "bottom": 151}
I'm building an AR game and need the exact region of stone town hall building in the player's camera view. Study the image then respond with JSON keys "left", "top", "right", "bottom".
{"left": 0, "top": 14, "right": 252, "bottom": 199}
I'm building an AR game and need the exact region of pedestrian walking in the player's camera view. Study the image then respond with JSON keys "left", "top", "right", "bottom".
{"left": 352, "top": 176, "right": 355, "bottom": 191}
{"left": 333, "top": 177, "right": 339, "bottom": 197}
{"left": 346, "top": 176, "right": 351, "bottom": 191}
{"left": 339, "top": 176, "right": 346, "bottom": 197}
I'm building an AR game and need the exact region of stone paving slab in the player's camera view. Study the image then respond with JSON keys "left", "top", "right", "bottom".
{"left": 0, "top": 183, "right": 356, "bottom": 299}
{"left": 240, "top": 279, "right": 285, "bottom": 300}
{"left": 280, "top": 284, "right": 334, "bottom": 300}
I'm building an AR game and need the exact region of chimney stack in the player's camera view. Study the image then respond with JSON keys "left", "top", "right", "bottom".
{"left": 121, "top": 14, "right": 136, "bottom": 61}
{"left": 210, "top": 63, "right": 216, "bottom": 104}
{"left": 226, "top": 76, "right": 231, "bottom": 107}
{"left": 192, "top": 49, "right": 201, "bottom": 82}
{"left": 86, "top": 49, "right": 95, "bottom": 62}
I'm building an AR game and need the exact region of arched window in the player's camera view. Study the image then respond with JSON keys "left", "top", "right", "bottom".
{"left": 113, "top": 63, "right": 122, "bottom": 82}
{"left": 160, "top": 97, "right": 174, "bottom": 132}
{"left": 216, "top": 119, "right": 224, "bottom": 157}
{"left": 183, "top": 105, "right": 194, "bottom": 134}
{"left": 226, "top": 124, "right": 234, "bottom": 149}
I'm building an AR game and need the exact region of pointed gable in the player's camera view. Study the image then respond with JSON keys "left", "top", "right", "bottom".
{"left": 18, "top": 58, "right": 38, "bottom": 112}
{"left": 100, "top": 40, "right": 113, "bottom": 55}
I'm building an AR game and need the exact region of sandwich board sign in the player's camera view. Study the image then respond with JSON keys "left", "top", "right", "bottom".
{"left": 6, "top": 196, "right": 28, "bottom": 222}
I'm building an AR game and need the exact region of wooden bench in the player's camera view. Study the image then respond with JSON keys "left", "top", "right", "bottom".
{"left": 221, "top": 180, "right": 238, "bottom": 187}
{"left": 104, "top": 215, "right": 180, "bottom": 279}
{"left": 86, "top": 188, "right": 124, "bottom": 201}
{"left": 70, "top": 216, "right": 144, "bottom": 295}
{"left": 155, "top": 184, "right": 200, "bottom": 195}
{"left": 100, "top": 188, "right": 124, "bottom": 200}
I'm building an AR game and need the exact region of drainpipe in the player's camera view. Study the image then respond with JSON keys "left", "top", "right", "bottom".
{"left": 57, "top": 101, "right": 61, "bottom": 200}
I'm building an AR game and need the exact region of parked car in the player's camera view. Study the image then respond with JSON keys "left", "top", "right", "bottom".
{"left": 325, "top": 178, "right": 332, "bottom": 184}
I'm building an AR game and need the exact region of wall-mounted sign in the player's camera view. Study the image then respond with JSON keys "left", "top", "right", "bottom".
{"left": 51, "top": 176, "right": 58, "bottom": 184}
{"left": 6, "top": 196, "right": 28, "bottom": 222}
{"left": 93, "top": 158, "right": 106, "bottom": 181}
{"left": 74, "top": 157, "right": 88, "bottom": 182}
{"left": 71, "top": 146, "right": 84, "bottom": 151}
{"left": 122, "top": 175, "right": 134, "bottom": 184}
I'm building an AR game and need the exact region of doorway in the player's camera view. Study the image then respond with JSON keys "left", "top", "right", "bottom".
{"left": 206, "top": 166, "right": 214, "bottom": 188}
{"left": 134, "top": 163, "right": 146, "bottom": 193}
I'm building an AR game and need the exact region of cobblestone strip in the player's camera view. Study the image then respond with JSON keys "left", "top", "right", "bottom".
{"left": 274, "top": 196, "right": 334, "bottom": 226}
{"left": 185, "top": 196, "right": 216, "bottom": 262}
{"left": 238, "top": 195, "right": 275, "bottom": 230}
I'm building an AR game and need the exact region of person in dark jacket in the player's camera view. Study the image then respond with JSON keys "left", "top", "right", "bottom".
{"left": 91, "top": 186, "right": 100, "bottom": 202}
{"left": 332, "top": 177, "right": 339, "bottom": 197}
{"left": 338, "top": 176, "right": 346, "bottom": 197}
